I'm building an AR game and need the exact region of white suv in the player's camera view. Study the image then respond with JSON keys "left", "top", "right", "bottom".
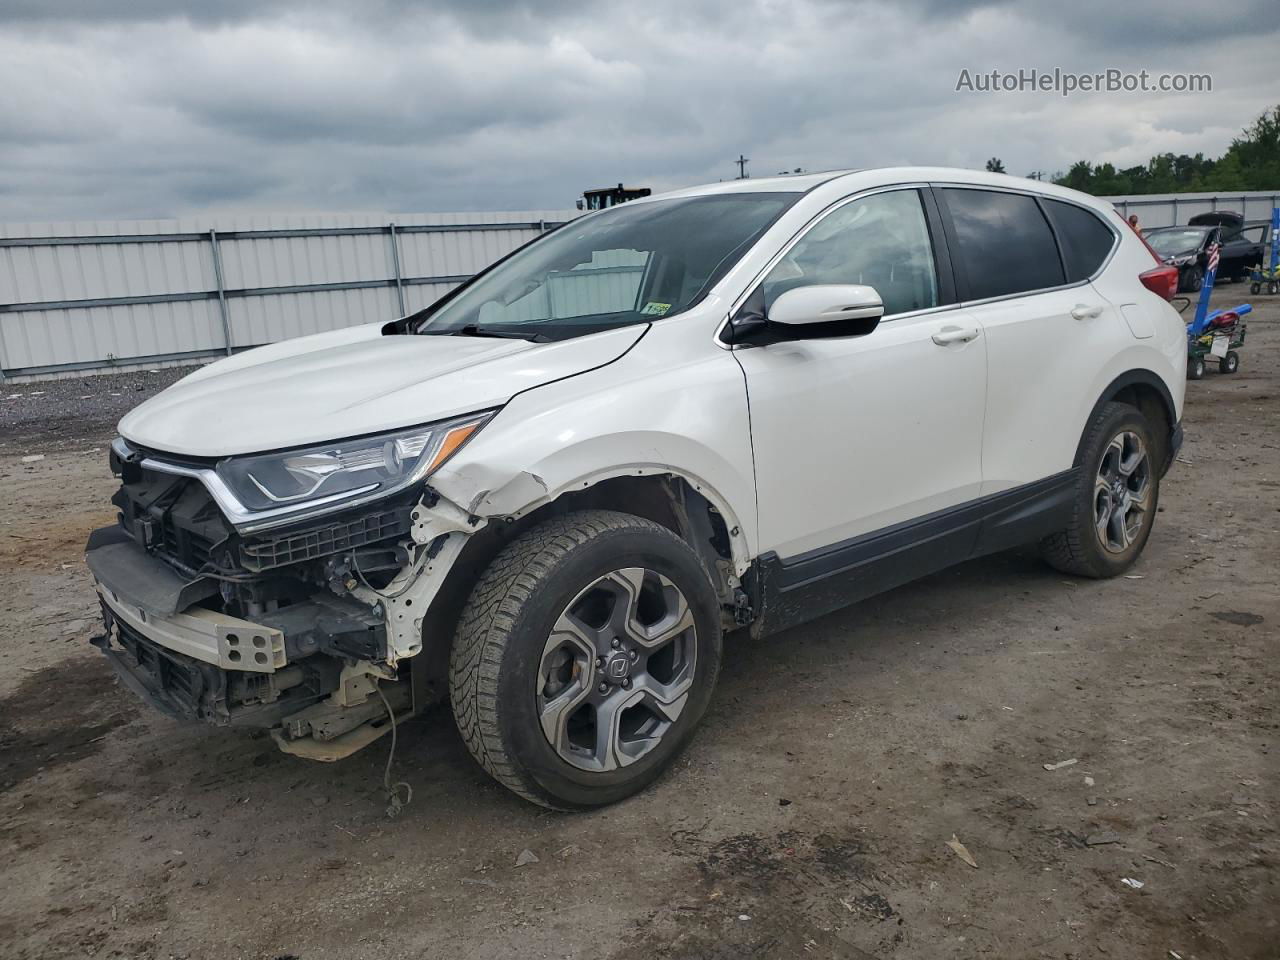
{"left": 88, "top": 167, "right": 1186, "bottom": 809}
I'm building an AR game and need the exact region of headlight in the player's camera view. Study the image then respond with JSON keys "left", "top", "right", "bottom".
{"left": 215, "top": 411, "right": 493, "bottom": 513}
{"left": 1170, "top": 255, "right": 1194, "bottom": 266}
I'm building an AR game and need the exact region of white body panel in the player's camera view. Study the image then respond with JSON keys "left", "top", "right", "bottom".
{"left": 119, "top": 321, "right": 646, "bottom": 456}
{"left": 115, "top": 165, "right": 1186, "bottom": 588}
{"left": 430, "top": 303, "right": 759, "bottom": 570}
{"left": 733, "top": 305, "right": 986, "bottom": 558}
{"left": 975, "top": 207, "right": 1185, "bottom": 496}
{"left": 973, "top": 284, "right": 1115, "bottom": 494}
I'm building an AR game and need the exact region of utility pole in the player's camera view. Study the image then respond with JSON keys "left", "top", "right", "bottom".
{"left": 734, "top": 154, "right": 750, "bottom": 179}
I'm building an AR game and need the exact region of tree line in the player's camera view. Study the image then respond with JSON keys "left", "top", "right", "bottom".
{"left": 987, "top": 104, "right": 1279, "bottom": 196}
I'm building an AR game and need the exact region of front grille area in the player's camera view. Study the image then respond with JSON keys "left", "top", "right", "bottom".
{"left": 110, "top": 445, "right": 418, "bottom": 577}
{"left": 111, "top": 466, "right": 230, "bottom": 576}
{"left": 239, "top": 507, "right": 412, "bottom": 572}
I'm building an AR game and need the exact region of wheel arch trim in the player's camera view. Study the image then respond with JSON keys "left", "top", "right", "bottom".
{"left": 493, "top": 464, "right": 752, "bottom": 575}
{"left": 1080, "top": 369, "right": 1180, "bottom": 472}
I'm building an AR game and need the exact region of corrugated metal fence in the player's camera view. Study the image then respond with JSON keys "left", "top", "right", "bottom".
{"left": 6, "top": 189, "right": 1278, "bottom": 382}
{"left": 0, "top": 210, "right": 575, "bottom": 382}
{"left": 1104, "top": 189, "right": 1280, "bottom": 229}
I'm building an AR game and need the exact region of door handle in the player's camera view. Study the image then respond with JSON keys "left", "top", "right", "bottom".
{"left": 1071, "top": 303, "right": 1104, "bottom": 321}
{"left": 932, "top": 325, "right": 981, "bottom": 345}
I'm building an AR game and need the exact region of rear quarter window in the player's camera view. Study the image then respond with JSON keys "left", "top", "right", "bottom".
{"left": 1043, "top": 199, "right": 1117, "bottom": 282}
{"left": 942, "top": 188, "right": 1065, "bottom": 300}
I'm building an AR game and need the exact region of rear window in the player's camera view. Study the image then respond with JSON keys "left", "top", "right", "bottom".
{"left": 1043, "top": 199, "right": 1116, "bottom": 282}
{"left": 942, "top": 188, "right": 1065, "bottom": 300}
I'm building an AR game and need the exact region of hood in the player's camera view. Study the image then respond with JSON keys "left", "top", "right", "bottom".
{"left": 119, "top": 322, "right": 647, "bottom": 457}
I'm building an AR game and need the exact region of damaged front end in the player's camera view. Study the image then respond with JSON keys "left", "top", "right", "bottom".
{"left": 87, "top": 436, "right": 483, "bottom": 760}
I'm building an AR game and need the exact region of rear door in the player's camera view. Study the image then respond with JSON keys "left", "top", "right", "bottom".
{"left": 936, "top": 186, "right": 1120, "bottom": 498}
{"left": 1220, "top": 224, "right": 1267, "bottom": 278}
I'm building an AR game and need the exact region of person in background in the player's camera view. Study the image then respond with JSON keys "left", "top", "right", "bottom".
{"left": 1128, "top": 214, "right": 1141, "bottom": 233}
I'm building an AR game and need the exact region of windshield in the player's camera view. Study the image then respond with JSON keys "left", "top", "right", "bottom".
{"left": 412, "top": 193, "right": 795, "bottom": 341}
{"left": 1144, "top": 228, "right": 1208, "bottom": 257}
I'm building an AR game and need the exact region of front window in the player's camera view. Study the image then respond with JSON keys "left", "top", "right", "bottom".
{"left": 413, "top": 194, "right": 795, "bottom": 341}
{"left": 1145, "top": 228, "right": 1209, "bottom": 258}
{"left": 760, "top": 189, "right": 940, "bottom": 316}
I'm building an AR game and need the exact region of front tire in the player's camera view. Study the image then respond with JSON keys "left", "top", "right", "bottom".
{"left": 1040, "top": 402, "right": 1160, "bottom": 578}
{"left": 1220, "top": 350, "right": 1240, "bottom": 375}
{"left": 1188, "top": 356, "right": 1206, "bottom": 380}
{"left": 449, "top": 510, "right": 723, "bottom": 810}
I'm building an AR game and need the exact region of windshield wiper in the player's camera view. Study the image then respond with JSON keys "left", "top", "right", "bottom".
{"left": 453, "top": 324, "right": 551, "bottom": 343}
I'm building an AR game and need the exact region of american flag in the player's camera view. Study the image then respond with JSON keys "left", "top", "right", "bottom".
{"left": 1207, "top": 242, "right": 1220, "bottom": 276}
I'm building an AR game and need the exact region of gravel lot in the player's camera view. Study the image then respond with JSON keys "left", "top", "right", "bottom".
{"left": 1, "top": 290, "right": 1276, "bottom": 959}
{"left": 0, "top": 367, "right": 192, "bottom": 455}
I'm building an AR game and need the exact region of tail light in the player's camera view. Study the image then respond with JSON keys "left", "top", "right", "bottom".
{"left": 1116, "top": 209, "right": 1179, "bottom": 301}
{"left": 1139, "top": 265, "right": 1179, "bottom": 301}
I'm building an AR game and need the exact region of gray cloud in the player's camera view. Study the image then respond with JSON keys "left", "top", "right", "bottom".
{"left": 0, "top": 0, "right": 1275, "bottom": 223}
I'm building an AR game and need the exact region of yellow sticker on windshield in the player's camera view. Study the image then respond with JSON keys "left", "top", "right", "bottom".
{"left": 641, "top": 301, "right": 672, "bottom": 316}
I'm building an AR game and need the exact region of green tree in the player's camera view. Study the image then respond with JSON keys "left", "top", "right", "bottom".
{"left": 1202, "top": 152, "right": 1248, "bottom": 191}
{"left": 1052, "top": 104, "right": 1279, "bottom": 196}
{"left": 1059, "top": 160, "right": 1094, "bottom": 192}
{"left": 985, "top": 157, "right": 1006, "bottom": 173}
{"left": 1224, "top": 105, "right": 1280, "bottom": 190}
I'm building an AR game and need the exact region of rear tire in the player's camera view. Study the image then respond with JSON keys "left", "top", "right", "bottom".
{"left": 449, "top": 510, "right": 723, "bottom": 810}
{"left": 1040, "top": 402, "right": 1160, "bottom": 579}
{"left": 1188, "top": 357, "right": 1205, "bottom": 380}
{"left": 1220, "top": 350, "right": 1239, "bottom": 375}
{"left": 1250, "top": 282, "right": 1262, "bottom": 295}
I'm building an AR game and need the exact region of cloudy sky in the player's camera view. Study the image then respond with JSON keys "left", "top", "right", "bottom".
{"left": 1, "top": 0, "right": 1275, "bottom": 222}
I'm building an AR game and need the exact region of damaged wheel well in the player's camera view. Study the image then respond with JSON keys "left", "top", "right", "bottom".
{"left": 411, "top": 474, "right": 738, "bottom": 706}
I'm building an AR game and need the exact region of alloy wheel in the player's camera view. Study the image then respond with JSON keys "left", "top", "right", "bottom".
{"left": 536, "top": 567, "right": 697, "bottom": 772}
{"left": 1093, "top": 431, "right": 1152, "bottom": 553}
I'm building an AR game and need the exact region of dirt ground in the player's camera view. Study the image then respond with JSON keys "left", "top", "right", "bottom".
{"left": 1, "top": 289, "right": 1276, "bottom": 960}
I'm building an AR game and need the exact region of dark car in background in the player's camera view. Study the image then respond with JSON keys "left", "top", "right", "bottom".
{"left": 1187, "top": 212, "right": 1272, "bottom": 282}
{"left": 1144, "top": 212, "right": 1273, "bottom": 292}
{"left": 1144, "top": 224, "right": 1221, "bottom": 292}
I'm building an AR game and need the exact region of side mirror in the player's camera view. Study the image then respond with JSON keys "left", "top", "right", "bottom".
{"left": 725, "top": 284, "right": 884, "bottom": 345}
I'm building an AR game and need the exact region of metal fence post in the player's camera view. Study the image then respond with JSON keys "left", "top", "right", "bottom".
{"left": 209, "top": 229, "right": 233, "bottom": 355}
{"left": 388, "top": 222, "right": 406, "bottom": 316}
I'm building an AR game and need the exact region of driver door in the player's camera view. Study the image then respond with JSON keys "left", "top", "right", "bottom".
{"left": 732, "top": 187, "right": 988, "bottom": 584}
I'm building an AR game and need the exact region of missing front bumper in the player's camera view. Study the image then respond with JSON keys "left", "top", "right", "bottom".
{"left": 98, "top": 579, "right": 286, "bottom": 674}
{"left": 91, "top": 624, "right": 217, "bottom": 723}
{"left": 84, "top": 518, "right": 416, "bottom": 755}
